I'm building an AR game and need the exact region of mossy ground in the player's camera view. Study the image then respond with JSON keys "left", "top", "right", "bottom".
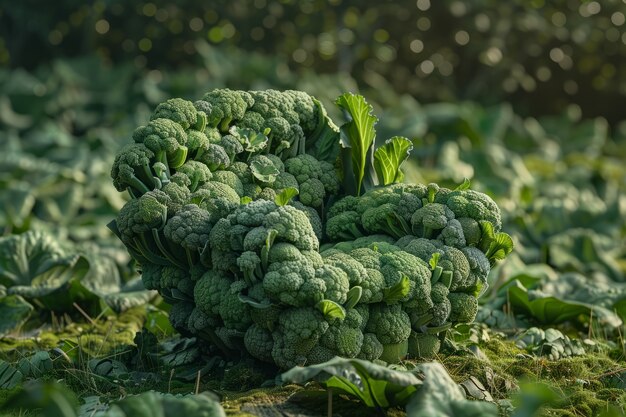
{"left": 1, "top": 313, "right": 624, "bottom": 417}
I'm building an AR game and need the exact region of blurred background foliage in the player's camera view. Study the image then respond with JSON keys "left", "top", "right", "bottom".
{"left": 1, "top": 0, "right": 626, "bottom": 123}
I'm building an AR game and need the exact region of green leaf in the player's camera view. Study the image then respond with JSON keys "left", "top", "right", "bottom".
{"left": 274, "top": 187, "right": 299, "bottom": 206}
{"left": 230, "top": 126, "right": 269, "bottom": 153}
{"left": 316, "top": 299, "right": 346, "bottom": 321}
{"left": 308, "top": 98, "right": 341, "bottom": 162}
{"left": 240, "top": 196, "right": 252, "bottom": 205}
{"left": 455, "top": 178, "right": 471, "bottom": 190}
{"left": 344, "top": 286, "right": 363, "bottom": 310}
{"left": 383, "top": 275, "right": 411, "bottom": 304}
{"left": 281, "top": 357, "right": 421, "bottom": 409}
{"left": 101, "top": 391, "right": 226, "bottom": 417}
{"left": 336, "top": 93, "right": 378, "bottom": 195}
{"left": 428, "top": 253, "right": 440, "bottom": 270}
{"left": 0, "top": 295, "right": 33, "bottom": 336}
{"left": 485, "top": 232, "right": 514, "bottom": 266}
{"left": 373, "top": 136, "right": 413, "bottom": 185}
{"left": 238, "top": 294, "right": 273, "bottom": 309}
{"left": 17, "top": 351, "right": 54, "bottom": 378}
{"left": 250, "top": 156, "right": 280, "bottom": 183}
{"left": 406, "top": 362, "right": 498, "bottom": 417}
{"left": 2, "top": 381, "right": 78, "bottom": 417}
{"left": 0, "top": 360, "right": 23, "bottom": 389}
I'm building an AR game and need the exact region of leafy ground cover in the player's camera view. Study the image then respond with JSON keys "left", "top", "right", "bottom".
{"left": 0, "top": 48, "right": 625, "bottom": 416}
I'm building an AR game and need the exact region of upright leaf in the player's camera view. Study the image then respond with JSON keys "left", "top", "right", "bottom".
{"left": 274, "top": 187, "right": 299, "bottom": 206}
{"left": 373, "top": 136, "right": 413, "bottom": 185}
{"left": 335, "top": 93, "right": 378, "bottom": 195}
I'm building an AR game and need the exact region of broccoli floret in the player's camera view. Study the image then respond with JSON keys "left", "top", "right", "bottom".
{"left": 273, "top": 172, "right": 299, "bottom": 193}
{"left": 186, "top": 130, "right": 211, "bottom": 159}
{"left": 379, "top": 251, "right": 431, "bottom": 308}
{"left": 318, "top": 161, "right": 340, "bottom": 195}
{"left": 187, "top": 307, "right": 218, "bottom": 334}
{"left": 237, "top": 251, "right": 263, "bottom": 285}
{"left": 194, "top": 269, "right": 233, "bottom": 317}
{"left": 411, "top": 203, "right": 455, "bottom": 238}
{"left": 244, "top": 324, "right": 274, "bottom": 363}
{"left": 457, "top": 217, "right": 482, "bottom": 246}
{"left": 315, "top": 264, "right": 349, "bottom": 305}
{"left": 408, "top": 332, "right": 441, "bottom": 359}
{"left": 199, "top": 89, "right": 254, "bottom": 132}
{"left": 284, "top": 154, "right": 322, "bottom": 183}
{"left": 444, "top": 189, "right": 502, "bottom": 232}
{"left": 161, "top": 181, "right": 191, "bottom": 214}
{"left": 439, "top": 246, "right": 471, "bottom": 291}
{"left": 448, "top": 292, "right": 479, "bottom": 323}
{"left": 176, "top": 160, "right": 212, "bottom": 192}
{"left": 239, "top": 110, "right": 266, "bottom": 132}
{"left": 438, "top": 218, "right": 467, "bottom": 248}
{"left": 164, "top": 204, "right": 212, "bottom": 256}
{"left": 319, "top": 311, "right": 364, "bottom": 358}
{"left": 195, "top": 181, "right": 240, "bottom": 206}
{"left": 359, "top": 268, "right": 386, "bottom": 304}
{"left": 325, "top": 211, "right": 364, "bottom": 241}
{"left": 322, "top": 251, "right": 367, "bottom": 286}
{"left": 299, "top": 178, "right": 325, "bottom": 208}
{"left": 116, "top": 190, "right": 169, "bottom": 243}
{"left": 365, "top": 303, "right": 411, "bottom": 346}
{"left": 198, "top": 143, "right": 230, "bottom": 171}
{"left": 263, "top": 260, "right": 325, "bottom": 307}
{"left": 290, "top": 201, "right": 322, "bottom": 240}
{"left": 358, "top": 333, "right": 384, "bottom": 361}
{"left": 218, "top": 134, "right": 244, "bottom": 163}
{"left": 349, "top": 247, "right": 382, "bottom": 269}
{"left": 271, "top": 307, "right": 329, "bottom": 369}
{"left": 232, "top": 199, "right": 277, "bottom": 227}
{"left": 228, "top": 161, "right": 253, "bottom": 185}
{"left": 219, "top": 281, "right": 252, "bottom": 331}
{"left": 361, "top": 203, "right": 408, "bottom": 239}
{"left": 462, "top": 246, "right": 491, "bottom": 291}
{"left": 111, "top": 143, "right": 157, "bottom": 195}
{"left": 151, "top": 98, "right": 207, "bottom": 131}
{"left": 263, "top": 205, "right": 319, "bottom": 251}
{"left": 133, "top": 118, "right": 188, "bottom": 169}
{"left": 211, "top": 171, "right": 244, "bottom": 196}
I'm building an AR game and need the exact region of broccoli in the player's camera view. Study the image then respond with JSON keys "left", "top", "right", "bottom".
{"left": 198, "top": 89, "right": 253, "bottom": 132}
{"left": 448, "top": 292, "right": 479, "bottom": 323}
{"left": 271, "top": 307, "right": 329, "bottom": 369}
{"left": 151, "top": 98, "right": 207, "bottom": 131}
{"left": 244, "top": 324, "right": 274, "bottom": 363}
{"left": 108, "top": 88, "right": 513, "bottom": 368}
{"left": 211, "top": 171, "right": 244, "bottom": 196}
{"left": 111, "top": 143, "right": 157, "bottom": 195}
{"left": 164, "top": 204, "right": 212, "bottom": 264}
{"left": 175, "top": 160, "right": 212, "bottom": 192}
{"left": 133, "top": 118, "right": 188, "bottom": 169}
{"left": 198, "top": 143, "right": 230, "bottom": 171}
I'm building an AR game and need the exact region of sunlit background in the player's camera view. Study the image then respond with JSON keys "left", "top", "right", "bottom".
{"left": 2, "top": 0, "right": 626, "bottom": 122}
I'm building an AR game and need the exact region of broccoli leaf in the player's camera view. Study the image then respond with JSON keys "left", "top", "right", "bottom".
{"left": 383, "top": 275, "right": 411, "bottom": 304}
{"left": 373, "top": 136, "right": 413, "bottom": 185}
{"left": 454, "top": 178, "right": 471, "bottom": 190}
{"left": 0, "top": 295, "right": 33, "bottom": 336}
{"left": 274, "top": 187, "right": 299, "bottom": 206}
{"left": 281, "top": 357, "right": 422, "bottom": 408}
{"left": 250, "top": 157, "right": 280, "bottom": 183}
{"left": 316, "top": 299, "right": 346, "bottom": 321}
{"left": 406, "top": 363, "right": 498, "bottom": 417}
{"left": 336, "top": 93, "right": 378, "bottom": 196}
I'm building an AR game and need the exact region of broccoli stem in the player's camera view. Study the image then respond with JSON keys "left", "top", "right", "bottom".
{"left": 132, "top": 237, "right": 171, "bottom": 266}
{"left": 149, "top": 230, "right": 188, "bottom": 270}
{"left": 219, "top": 117, "right": 232, "bottom": 133}
{"left": 168, "top": 146, "right": 188, "bottom": 169}
{"left": 126, "top": 174, "right": 151, "bottom": 195}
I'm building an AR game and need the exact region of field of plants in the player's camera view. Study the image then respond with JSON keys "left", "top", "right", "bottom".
{"left": 1, "top": 2, "right": 626, "bottom": 416}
